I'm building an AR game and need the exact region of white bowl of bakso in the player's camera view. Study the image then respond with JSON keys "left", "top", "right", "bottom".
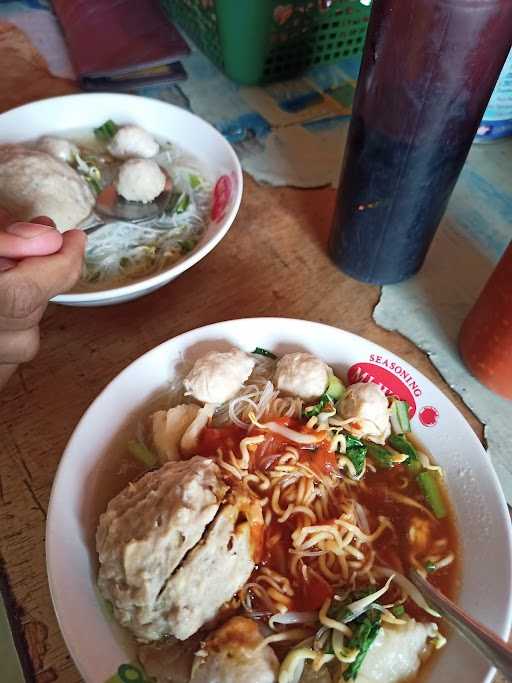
{"left": 46, "top": 318, "right": 512, "bottom": 683}
{"left": 0, "top": 94, "right": 242, "bottom": 306}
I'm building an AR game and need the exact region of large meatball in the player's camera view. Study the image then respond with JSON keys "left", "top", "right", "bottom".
{"left": 96, "top": 457, "right": 226, "bottom": 641}
{"left": 190, "top": 617, "right": 279, "bottom": 683}
{"left": 108, "top": 125, "right": 159, "bottom": 159}
{"left": 156, "top": 499, "right": 258, "bottom": 640}
{"left": 0, "top": 146, "right": 94, "bottom": 231}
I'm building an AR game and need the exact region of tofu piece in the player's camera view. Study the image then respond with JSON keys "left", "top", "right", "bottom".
{"left": 338, "top": 382, "right": 391, "bottom": 445}
{"left": 357, "top": 620, "right": 437, "bottom": 683}
{"left": 190, "top": 616, "right": 278, "bottom": 683}
{"left": 157, "top": 502, "right": 257, "bottom": 641}
{"left": 274, "top": 352, "right": 331, "bottom": 401}
{"left": 180, "top": 403, "right": 215, "bottom": 456}
{"left": 150, "top": 404, "right": 200, "bottom": 463}
{"left": 96, "top": 457, "right": 226, "bottom": 641}
{"left": 184, "top": 349, "right": 255, "bottom": 404}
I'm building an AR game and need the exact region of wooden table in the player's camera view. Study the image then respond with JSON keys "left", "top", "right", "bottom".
{"left": 0, "top": 18, "right": 500, "bottom": 683}
{"left": 0, "top": 173, "right": 484, "bottom": 682}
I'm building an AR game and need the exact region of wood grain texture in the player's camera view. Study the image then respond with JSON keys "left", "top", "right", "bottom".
{"left": 0, "top": 175, "right": 485, "bottom": 681}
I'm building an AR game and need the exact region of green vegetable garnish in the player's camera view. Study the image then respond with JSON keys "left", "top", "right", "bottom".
{"left": 388, "top": 434, "right": 421, "bottom": 474}
{"left": 425, "top": 560, "right": 438, "bottom": 573}
{"left": 417, "top": 470, "right": 447, "bottom": 519}
{"left": 86, "top": 175, "right": 102, "bottom": 194}
{"left": 345, "top": 434, "right": 367, "bottom": 477}
{"left": 304, "top": 375, "right": 345, "bottom": 418}
{"left": 366, "top": 443, "right": 393, "bottom": 469}
{"left": 94, "top": 119, "right": 119, "bottom": 142}
{"left": 326, "top": 375, "right": 345, "bottom": 401}
{"left": 179, "top": 239, "right": 196, "bottom": 253}
{"left": 343, "top": 610, "right": 382, "bottom": 680}
{"left": 391, "top": 604, "right": 406, "bottom": 617}
{"left": 253, "top": 347, "right": 277, "bottom": 359}
{"left": 189, "top": 173, "right": 202, "bottom": 189}
{"left": 166, "top": 192, "right": 191, "bottom": 215}
{"left": 127, "top": 440, "right": 157, "bottom": 468}
{"left": 390, "top": 399, "right": 411, "bottom": 434}
{"left": 175, "top": 193, "right": 190, "bottom": 214}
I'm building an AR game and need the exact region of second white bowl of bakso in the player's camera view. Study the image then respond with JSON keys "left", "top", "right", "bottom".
{"left": 46, "top": 318, "right": 512, "bottom": 683}
{"left": 0, "top": 94, "right": 242, "bottom": 305}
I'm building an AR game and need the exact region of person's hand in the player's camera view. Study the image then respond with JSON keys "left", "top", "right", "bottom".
{"left": 0, "top": 214, "right": 86, "bottom": 389}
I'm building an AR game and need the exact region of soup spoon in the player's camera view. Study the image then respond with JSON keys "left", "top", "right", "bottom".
{"left": 84, "top": 181, "right": 174, "bottom": 234}
{"left": 409, "top": 570, "right": 512, "bottom": 680}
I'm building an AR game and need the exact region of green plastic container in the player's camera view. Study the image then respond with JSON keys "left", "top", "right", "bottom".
{"left": 160, "top": 0, "right": 371, "bottom": 85}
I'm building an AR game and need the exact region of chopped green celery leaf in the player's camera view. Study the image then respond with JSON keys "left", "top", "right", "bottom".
{"left": 94, "top": 119, "right": 119, "bottom": 142}
{"left": 189, "top": 173, "right": 202, "bottom": 189}
{"left": 127, "top": 440, "right": 157, "bottom": 468}
{"left": 343, "top": 610, "right": 382, "bottom": 680}
{"left": 179, "top": 239, "right": 196, "bottom": 253}
{"left": 391, "top": 604, "right": 406, "bottom": 617}
{"left": 86, "top": 175, "right": 102, "bottom": 194}
{"left": 327, "top": 375, "right": 345, "bottom": 401}
{"left": 425, "top": 560, "right": 437, "bottom": 573}
{"left": 253, "top": 347, "right": 277, "bottom": 359}
{"left": 304, "top": 378, "right": 344, "bottom": 418}
{"left": 417, "top": 470, "right": 447, "bottom": 519}
{"left": 303, "top": 393, "right": 332, "bottom": 418}
{"left": 345, "top": 435, "right": 367, "bottom": 477}
{"left": 388, "top": 434, "right": 420, "bottom": 472}
{"left": 164, "top": 190, "right": 182, "bottom": 214}
{"left": 175, "top": 193, "right": 190, "bottom": 214}
{"left": 390, "top": 399, "right": 411, "bottom": 434}
{"left": 366, "top": 443, "right": 393, "bottom": 469}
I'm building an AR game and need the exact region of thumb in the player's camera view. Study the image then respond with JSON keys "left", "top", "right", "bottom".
{"left": 0, "top": 222, "right": 63, "bottom": 259}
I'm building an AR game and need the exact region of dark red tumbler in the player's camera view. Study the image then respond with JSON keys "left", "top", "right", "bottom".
{"left": 329, "top": 0, "right": 512, "bottom": 285}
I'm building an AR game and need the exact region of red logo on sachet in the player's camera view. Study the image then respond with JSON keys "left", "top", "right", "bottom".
{"left": 347, "top": 361, "right": 419, "bottom": 417}
{"left": 211, "top": 174, "right": 233, "bottom": 223}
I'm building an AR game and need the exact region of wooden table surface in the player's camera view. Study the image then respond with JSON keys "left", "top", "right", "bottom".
{"left": 0, "top": 18, "right": 496, "bottom": 683}
{"left": 0, "top": 173, "right": 483, "bottom": 682}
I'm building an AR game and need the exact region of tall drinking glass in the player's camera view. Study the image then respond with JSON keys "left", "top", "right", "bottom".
{"left": 329, "top": 0, "right": 512, "bottom": 284}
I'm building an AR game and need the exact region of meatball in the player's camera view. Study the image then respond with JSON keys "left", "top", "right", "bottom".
{"left": 190, "top": 617, "right": 279, "bottom": 683}
{"left": 108, "top": 124, "right": 159, "bottom": 159}
{"left": 274, "top": 352, "right": 331, "bottom": 401}
{"left": 96, "top": 457, "right": 226, "bottom": 641}
{"left": 184, "top": 349, "right": 255, "bottom": 404}
{"left": 115, "top": 158, "right": 166, "bottom": 203}
{"left": 0, "top": 146, "right": 94, "bottom": 232}
{"left": 156, "top": 499, "right": 258, "bottom": 640}
{"left": 338, "top": 382, "right": 390, "bottom": 444}
{"left": 357, "top": 620, "right": 437, "bottom": 683}
{"left": 37, "top": 135, "right": 78, "bottom": 163}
